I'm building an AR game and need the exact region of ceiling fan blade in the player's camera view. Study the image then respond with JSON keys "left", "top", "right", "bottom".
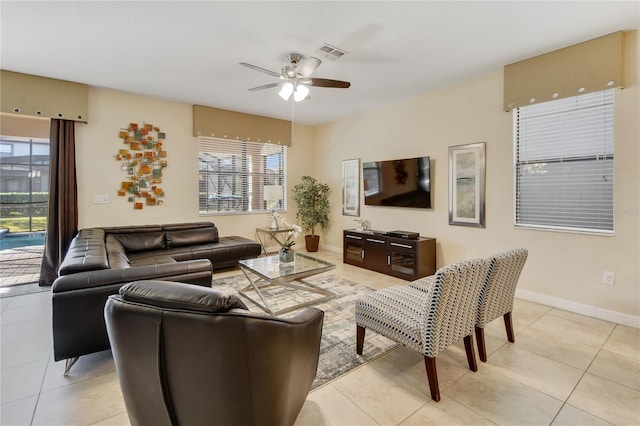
{"left": 307, "top": 78, "right": 351, "bottom": 88}
{"left": 239, "top": 62, "right": 281, "bottom": 78}
{"left": 247, "top": 82, "right": 285, "bottom": 91}
{"left": 295, "top": 56, "right": 322, "bottom": 77}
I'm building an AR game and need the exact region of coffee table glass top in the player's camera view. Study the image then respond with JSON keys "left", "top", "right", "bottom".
{"left": 237, "top": 253, "right": 336, "bottom": 315}
{"left": 238, "top": 253, "right": 335, "bottom": 281}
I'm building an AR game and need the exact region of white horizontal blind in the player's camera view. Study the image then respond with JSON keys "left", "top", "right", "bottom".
{"left": 198, "top": 137, "right": 286, "bottom": 214}
{"left": 514, "top": 89, "right": 614, "bottom": 233}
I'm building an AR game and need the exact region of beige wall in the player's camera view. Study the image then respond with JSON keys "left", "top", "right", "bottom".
{"left": 313, "top": 35, "right": 639, "bottom": 321}
{"left": 75, "top": 87, "right": 313, "bottom": 238}
{"left": 72, "top": 33, "right": 638, "bottom": 322}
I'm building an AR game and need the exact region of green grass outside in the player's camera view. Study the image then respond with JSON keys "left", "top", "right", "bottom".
{"left": 0, "top": 217, "right": 47, "bottom": 232}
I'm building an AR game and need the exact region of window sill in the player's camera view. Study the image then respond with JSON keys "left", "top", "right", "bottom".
{"left": 514, "top": 224, "right": 614, "bottom": 237}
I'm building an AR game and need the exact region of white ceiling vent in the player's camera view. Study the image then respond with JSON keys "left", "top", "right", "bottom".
{"left": 315, "top": 44, "right": 348, "bottom": 61}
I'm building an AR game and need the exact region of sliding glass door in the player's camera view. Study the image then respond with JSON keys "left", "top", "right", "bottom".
{"left": 0, "top": 136, "right": 50, "bottom": 234}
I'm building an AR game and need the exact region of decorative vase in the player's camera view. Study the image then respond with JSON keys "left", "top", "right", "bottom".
{"left": 269, "top": 215, "right": 279, "bottom": 230}
{"left": 279, "top": 248, "right": 295, "bottom": 263}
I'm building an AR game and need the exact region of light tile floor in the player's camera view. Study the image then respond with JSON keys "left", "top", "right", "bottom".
{"left": 1, "top": 250, "right": 639, "bottom": 425}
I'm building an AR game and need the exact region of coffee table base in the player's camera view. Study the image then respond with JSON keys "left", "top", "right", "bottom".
{"left": 238, "top": 268, "right": 336, "bottom": 316}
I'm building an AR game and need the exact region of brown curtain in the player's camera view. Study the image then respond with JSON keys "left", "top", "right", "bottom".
{"left": 39, "top": 119, "right": 78, "bottom": 286}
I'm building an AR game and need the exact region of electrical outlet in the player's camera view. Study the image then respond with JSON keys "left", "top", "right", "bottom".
{"left": 602, "top": 271, "right": 615, "bottom": 286}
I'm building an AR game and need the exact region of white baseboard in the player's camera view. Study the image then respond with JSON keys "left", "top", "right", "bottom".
{"left": 515, "top": 289, "right": 640, "bottom": 329}
{"left": 325, "top": 243, "right": 639, "bottom": 329}
{"left": 322, "top": 243, "right": 342, "bottom": 254}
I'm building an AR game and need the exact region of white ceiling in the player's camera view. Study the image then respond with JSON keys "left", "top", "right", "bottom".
{"left": 1, "top": 1, "right": 638, "bottom": 126}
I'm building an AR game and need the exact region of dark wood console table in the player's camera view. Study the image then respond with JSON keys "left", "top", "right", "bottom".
{"left": 343, "top": 229, "right": 436, "bottom": 280}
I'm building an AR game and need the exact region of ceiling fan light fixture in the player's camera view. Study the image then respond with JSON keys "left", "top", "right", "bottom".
{"left": 242, "top": 52, "right": 349, "bottom": 102}
{"left": 293, "top": 84, "right": 309, "bottom": 102}
{"left": 279, "top": 82, "right": 294, "bottom": 100}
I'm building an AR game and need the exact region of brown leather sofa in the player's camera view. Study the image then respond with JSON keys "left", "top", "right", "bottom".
{"left": 52, "top": 222, "right": 261, "bottom": 374}
{"left": 105, "top": 280, "right": 324, "bottom": 426}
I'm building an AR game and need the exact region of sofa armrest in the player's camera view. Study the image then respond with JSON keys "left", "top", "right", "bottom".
{"left": 58, "top": 229, "right": 108, "bottom": 275}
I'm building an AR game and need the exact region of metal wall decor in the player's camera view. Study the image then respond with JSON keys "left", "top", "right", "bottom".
{"left": 115, "top": 122, "right": 167, "bottom": 209}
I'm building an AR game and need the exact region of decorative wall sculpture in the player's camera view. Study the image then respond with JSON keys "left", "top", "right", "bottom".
{"left": 115, "top": 122, "right": 167, "bottom": 209}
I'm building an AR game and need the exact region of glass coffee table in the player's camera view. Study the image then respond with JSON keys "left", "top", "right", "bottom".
{"left": 238, "top": 253, "right": 336, "bottom": 315}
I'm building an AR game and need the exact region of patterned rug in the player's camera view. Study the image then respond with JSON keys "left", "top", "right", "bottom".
{"left": 212, "top": 273, "right": 398, "bottom": 389}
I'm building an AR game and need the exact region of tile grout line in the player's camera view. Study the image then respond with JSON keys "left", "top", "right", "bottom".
{"left": 547, "top": 323, "right": 619, "bottom": 425}
{"left": 30, "top": 344, "right": 54, "bottom": 426}
{"left": 323, "top": 382, "right": 384, "bottom": 426}
{"left": 461, "top": 309, "right": 578, "bottom": 425}
{"left": 443, "top": 366, "right": 498, "bottom": 425}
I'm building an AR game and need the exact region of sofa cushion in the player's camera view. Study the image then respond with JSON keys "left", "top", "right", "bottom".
{"left": 165, "top": 227, "right": 219, "bottom": 248}
{"left": 129, "top": 255, "right": 177, "bottom": 267}
{"left": 114, "top": 231, "right": 165, "bottom": 253}
{"left": 120, "top": 280, "right": 247, "bottom": 313}
{"left": 162, "top": 222, "right": 216, "bottom": 232}
{"left": 105, "top": 235, "right": 130, "bottom": 269}
{"left": 164, "top": 236, "right": 261, "bottom": 266}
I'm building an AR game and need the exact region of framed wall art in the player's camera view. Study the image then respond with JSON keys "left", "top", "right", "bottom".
{"left": 342, "top": 158, "right": 360, "bottom": 216}
{"left": 448, "top": 142, "right": 486, "bottom": 227}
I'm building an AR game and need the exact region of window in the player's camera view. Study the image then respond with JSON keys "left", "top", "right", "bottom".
{"left": 0, "top": 143, "right": 14, "bottom": 157}
{"left": 198, "top": 137, "right": 286, "bottom": 214}
{"left": 0, "top": 136, "right": 50, "bottom": 232}
{"left": 362, "top": 162, "right": 381, "bottom": 197}
{"left": 514, "top": 89, "right": 614, "bottom": 234}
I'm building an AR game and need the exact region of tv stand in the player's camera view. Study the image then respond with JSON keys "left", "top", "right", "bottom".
{"left": 343, "top": 229, "right": 436, "bottom": 281}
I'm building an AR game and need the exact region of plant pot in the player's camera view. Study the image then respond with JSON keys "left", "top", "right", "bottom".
{"left": 305, "top": 235, "right": 320, "bottom": 252}
{"left": 279, "top": 249, "right": 295, "bottom": 263}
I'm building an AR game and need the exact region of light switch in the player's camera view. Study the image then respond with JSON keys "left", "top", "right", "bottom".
{"left": 94, "top": 195, "right": 109, "bottom": 204}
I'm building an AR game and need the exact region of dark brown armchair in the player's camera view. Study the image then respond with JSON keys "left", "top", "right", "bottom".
{"left": 104, "top": 280, "right": 324, "bottom": 426}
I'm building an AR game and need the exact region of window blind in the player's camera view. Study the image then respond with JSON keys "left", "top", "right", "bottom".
{"left": 514, "top": 89, "right": 614, "bottom": 233}
{"left": 198, "top": 137, "right": 286, "bottom": 214}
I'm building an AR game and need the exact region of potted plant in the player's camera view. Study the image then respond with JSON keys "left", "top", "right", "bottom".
{"left": 292, "top": 175, "right": 330, "bottom": 252}
{"left": 272, "top": 213, "right": 301, "bottom": 263}
{"left": 354, "top": 218, "right": 372, "bottom": 233}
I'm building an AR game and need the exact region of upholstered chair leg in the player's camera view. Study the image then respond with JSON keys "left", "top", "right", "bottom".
{"left": 423, "top": 356, "right": 440, "bottom": 402}
{"left": 463, "top": 335, "right": 478, "bottom": 372}
{"left": 503, "top": 312, "right": 515, "bottom": 343}
{"left": 475, "top": 326, "right": 487, "bottom": 362}
{"left": 356, "top": 325, "right": 365, "bottom": 355}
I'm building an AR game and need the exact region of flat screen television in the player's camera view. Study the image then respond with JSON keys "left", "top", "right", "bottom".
{"left": 363, "top": 156, "right": 431, "bottom": 209}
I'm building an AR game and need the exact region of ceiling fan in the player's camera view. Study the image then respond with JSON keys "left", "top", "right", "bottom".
{"left": 240, "top": 53, "right": 351, "bottom": 102}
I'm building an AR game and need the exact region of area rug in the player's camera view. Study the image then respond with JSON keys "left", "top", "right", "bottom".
{"left": 212, "top": 273, "right": 398, "bottom": 389}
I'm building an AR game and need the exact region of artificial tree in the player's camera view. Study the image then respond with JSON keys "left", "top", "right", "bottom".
{"left": 292, "top": 175, "right": 330, "bottom": 252}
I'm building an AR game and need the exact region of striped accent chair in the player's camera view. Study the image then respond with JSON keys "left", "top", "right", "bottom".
{"left": 411, "top": 248, "right": 529, "bottom": 362}
{"left": 474, "top": 248, "right": 528, "bottom": 362}
{"left": 355, "top": 257, "right": 490, "bottom": 402}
